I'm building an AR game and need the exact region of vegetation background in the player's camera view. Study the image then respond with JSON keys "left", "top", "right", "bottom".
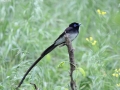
{"left": 0, "top": 0, "right": 120, "bottom": 90}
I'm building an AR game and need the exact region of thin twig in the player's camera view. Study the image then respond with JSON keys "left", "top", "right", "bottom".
{"left": 64, "top": 33, "right": 76, "bottom": 90}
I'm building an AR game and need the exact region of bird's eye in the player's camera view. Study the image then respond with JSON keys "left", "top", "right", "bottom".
{"left": 74, "top": 24, "right": 77, "bottom": 27}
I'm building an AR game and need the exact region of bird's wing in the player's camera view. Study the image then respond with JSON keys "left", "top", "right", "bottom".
{"left": 54, "top": 27, "right": 73, "bottom": 45}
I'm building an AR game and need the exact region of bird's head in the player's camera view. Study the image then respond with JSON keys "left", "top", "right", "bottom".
{"left": 69, "top": 22, "right": 81, "bottom": 29}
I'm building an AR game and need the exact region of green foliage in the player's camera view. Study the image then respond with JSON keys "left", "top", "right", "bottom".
{"left": 0, "top": 0, "right": 120, "bottom": 90}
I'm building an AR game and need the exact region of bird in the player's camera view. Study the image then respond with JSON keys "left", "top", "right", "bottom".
{"left": 17, "top": 22, "right": 81, "bottom": 88}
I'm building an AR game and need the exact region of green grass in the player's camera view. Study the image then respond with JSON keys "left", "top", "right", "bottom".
{"left": 0, "top": 0, "right": 120, "bottom": 90}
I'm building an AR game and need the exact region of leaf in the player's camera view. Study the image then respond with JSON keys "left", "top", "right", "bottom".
{"left": 46, "top": 54, "right": 51, "bottom": 61}
{"left": 79, "top": 67, "right": 86, "bottom": 77}
{"left": 57, "top": 62, "right": 65, "bottom": 68}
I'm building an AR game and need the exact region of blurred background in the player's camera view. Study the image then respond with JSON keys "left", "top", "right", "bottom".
{"left": 0, "top": 0, "right": 120, "bottom": 90}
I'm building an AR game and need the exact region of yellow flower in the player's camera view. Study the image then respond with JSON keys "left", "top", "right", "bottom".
{"left": 113, "top": 69, "right": 120, "bottom": 87}
{"left": 97, "top": 9, "right": 101, "bottom": 14}
{"left": 115, "top": 69, "right": 118, "bottom": 72}
{"left": 116, "top": 74, "right": 119, "bottom": 77}
{"left": 86, "top": 37, "right": 97, "bottom": 45}
{"left": 90, "top": 37, "right": 93, "bottom": 41}
{"left": 112, "top": 73, "right": 116, "bottom": 76}
{"left": 118, "top": 68, "right": 120, "bottom": 72}
{"left": 86, "top": 38, "right": 89, "bottom": 41}
{"left": 101, "top": 11, "right": 106, "bottom": 15}
{"left": 92, "top": 40, "right": 97, "bottom": 45}
{"left": 116, "top": 83, "right": 120, "bottom": 87}
{"left": 97, "top": 9, "right": 106, "bottom": 15}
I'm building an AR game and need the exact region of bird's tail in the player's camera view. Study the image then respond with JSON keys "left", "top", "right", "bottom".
{"left": 17, "top": 44, "right": 57, "bottom": 89}
{"left": 41, "top": 44, "right": 57, "bottom": 58}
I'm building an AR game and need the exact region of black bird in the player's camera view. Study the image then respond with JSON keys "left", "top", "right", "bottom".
{"left": 17, "top": 22, "right": 81, "bottom": 88}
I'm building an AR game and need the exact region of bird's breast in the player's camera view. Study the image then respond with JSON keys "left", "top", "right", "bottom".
{"left": 54, "top": 32, "right": 78, "bottom": 45}
{"left": 68, "top": 32, "right": 78, "bottom": 41}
